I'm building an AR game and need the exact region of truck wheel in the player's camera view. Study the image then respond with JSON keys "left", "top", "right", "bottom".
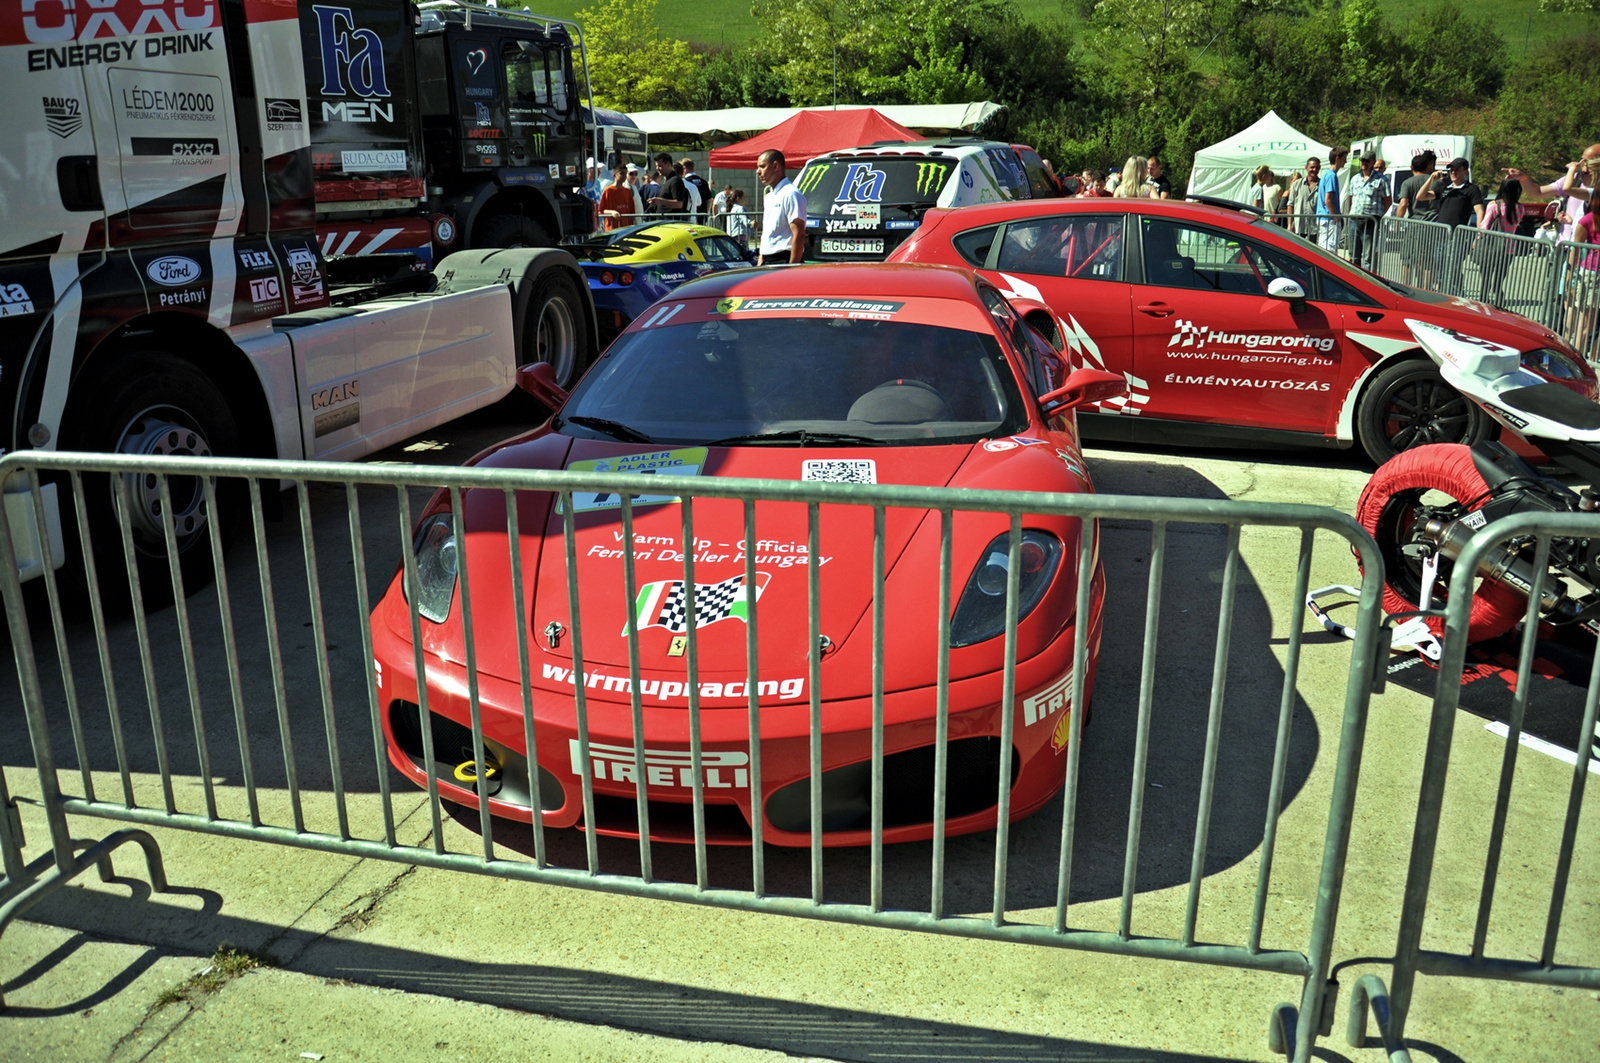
{"left": 63, "top": 352, "right": 242, "bottom": 611}
{"left": 527, "top": 269, "right": 585, "bottom": 388}
{"left": 476, "top": 213, "right": 552, "bottom": 250}
{"left": 1355, "top": 358, "right": 1492, "bottom": 465}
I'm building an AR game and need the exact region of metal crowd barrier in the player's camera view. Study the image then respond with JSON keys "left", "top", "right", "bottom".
{"left": 0, "top": 451, "right": 1388, "bottom": 1060}
{"left": 1274, "top": 211, "right": 1600, "bottom": 365}
{"left": 1345, "top": 511, "right": 1600, "bottom": 1060}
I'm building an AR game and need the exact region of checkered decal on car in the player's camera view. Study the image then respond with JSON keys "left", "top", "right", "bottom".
{"left": 1168, "top": 318, "right": 1208, "bottom": 348}
{"left": 626, "top": 572, "right": 771, "bottom": 635}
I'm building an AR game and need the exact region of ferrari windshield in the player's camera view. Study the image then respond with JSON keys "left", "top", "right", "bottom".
{"left": 557, "top": 313, "right": 1028, "bottom": 445}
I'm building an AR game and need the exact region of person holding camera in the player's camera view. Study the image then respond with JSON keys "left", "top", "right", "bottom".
{"left": 1505, "top": 145, "right": 1600, "bottom": 242}
{"left": 1416, "top": 158, "right": 1485, "bottom": 292}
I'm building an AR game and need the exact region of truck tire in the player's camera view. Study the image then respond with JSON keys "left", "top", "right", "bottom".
{"left": 1355, "top": 358, "right": 1493, "bottom": 465}
{"left": 476, "top": 212, "right": 552, "bottom": 249}
{"left": 528, "top": 269, "right": 585, "bottom": 388}
{"left": 62, "top": 351, "right": 242, "bottom": 612}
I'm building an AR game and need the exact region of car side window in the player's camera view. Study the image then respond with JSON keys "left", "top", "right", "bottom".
{"left": 1023, "top": 322, "right": 1067, "bottom": 397}
{"left": 1140, "top": 218, "right": 1314, "bottom": 295}
{"left": 699, "top": 237, "right": 742, "bottom": 263}
{"left": 977, "top": 285, "right": 1046, "bottom": 389}
{"left": 1014, "top": 148, "right": 1060, "bottom": 198}
{"left": 952, "top": 225, "right": 999, "bottom": 268}
{"left": 1317, "top": 268, "right": 1376, "bottom": 305}
{"left": 996, "top": 216, "right": 1123, "bottom": 280}
{"left": 983, "top": 148, "right": 1030, "bottom": 200}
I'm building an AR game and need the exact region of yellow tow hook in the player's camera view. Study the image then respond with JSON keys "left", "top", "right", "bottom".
{"left": 453, "top": 751, "right": 502, "bottom": 785}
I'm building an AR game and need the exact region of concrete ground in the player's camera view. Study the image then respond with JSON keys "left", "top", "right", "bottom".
{"left": 1, "top": 425, "right": 1596, "bottom": 1063}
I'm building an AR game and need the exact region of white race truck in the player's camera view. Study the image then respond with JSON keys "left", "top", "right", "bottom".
{"left": 0, "top": 0, "right": 597, "bottom": 596}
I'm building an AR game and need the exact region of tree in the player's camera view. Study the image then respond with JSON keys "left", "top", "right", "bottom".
{"left": 749, "top": 0, "right": 989, "bottom": 106}
{"left": 1089, "top": 0, "right": 1213, "bottom": 110}
{"left": 572, "top": 0, "right": 698, "bottom": 111}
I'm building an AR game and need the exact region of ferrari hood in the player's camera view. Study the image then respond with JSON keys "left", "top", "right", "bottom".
{"left": 513, "top": 440, "right": 971, "bottom": 704}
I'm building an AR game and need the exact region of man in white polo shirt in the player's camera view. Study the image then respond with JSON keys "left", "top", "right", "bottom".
{"left": 755, "top": 149, "right": 806, "bottom": 265}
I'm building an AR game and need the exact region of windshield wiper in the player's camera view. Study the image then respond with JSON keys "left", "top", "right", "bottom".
{"left": 562, "top": 415, "right": 656, "bottom": 443}
{"left": 703, "top": 429, "right": 882, "bottom": 447}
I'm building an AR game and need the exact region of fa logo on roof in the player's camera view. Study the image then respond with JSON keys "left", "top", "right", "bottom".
{"left": 313, "top": 5, "right": 390, "bottom": 99}
{"left": 838, "top": 163, "right": 885, "bottom": 203}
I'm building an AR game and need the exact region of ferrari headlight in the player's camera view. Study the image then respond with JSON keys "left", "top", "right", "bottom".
{"left": 408, "top": 513, "right": 458, "bottom": 623}
{"left": 949, "top": 530, "right": 1062, "bottom": 647}
{"left": 1521, "top": 346, "right": 1588, "bottom": 383}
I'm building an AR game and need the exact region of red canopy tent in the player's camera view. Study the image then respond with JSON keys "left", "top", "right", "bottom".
{"left": 708, "top": 108, "right": 921, "bottom": 170}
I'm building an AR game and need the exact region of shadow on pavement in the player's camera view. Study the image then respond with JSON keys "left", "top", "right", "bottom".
{"left": 16, "top": 887, "right": 1261, "bottom": 1063}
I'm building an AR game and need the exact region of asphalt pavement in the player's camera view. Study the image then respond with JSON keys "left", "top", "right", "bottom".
{"left": 1, "top": 400, "right": 1596, "bottom": 1062}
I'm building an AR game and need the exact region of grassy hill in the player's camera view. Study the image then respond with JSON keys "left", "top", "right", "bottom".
{"left": 523, "top": 0, "right": 1070, "bottom": 49}
{"left": 526, "top": 0, "right": 1591, "bottom": 54}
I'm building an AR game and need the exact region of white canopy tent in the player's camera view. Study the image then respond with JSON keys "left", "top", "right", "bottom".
{"left": 1186, "top": 111, "right": 1332, "bottom": 204}
{"left": 626, "top": 102, "right": 1004, "bottom": 141}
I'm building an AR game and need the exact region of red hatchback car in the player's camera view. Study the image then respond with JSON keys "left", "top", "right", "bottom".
{"left": 890, "top": 198, "right": 1598, "bottom": 463}
{"left": 369, "top": 264, "right": 1124, "bottom": 846}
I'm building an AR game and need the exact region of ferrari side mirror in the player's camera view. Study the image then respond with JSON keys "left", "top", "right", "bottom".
{"left": 1038, "top": 368, "right": 1127, "bottom": 416}
{"left": 517, "top": 361, "right": 569, "bottom": 409}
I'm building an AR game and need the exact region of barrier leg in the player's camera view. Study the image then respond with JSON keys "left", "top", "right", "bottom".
{"left": 1346, "top": 973, "right": 1412, "bottom": 1062}
{"left": 0, "top": 828, "right": 168, "bottom": 1009}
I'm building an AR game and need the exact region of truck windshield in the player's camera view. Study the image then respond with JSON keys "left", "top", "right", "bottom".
{"left": 504, "top": 43, "right": 569, "bottom": 113}
{"left": 794, "top": 157, "right": 956, "bottom": 206}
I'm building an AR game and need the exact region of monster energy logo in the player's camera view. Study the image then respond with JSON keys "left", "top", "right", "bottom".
{"left": 795, "top": 163, "right": 830, "bottom": 195}
{"left": 524, "top": 132, "right": 547, "bottom": 157}
{"left": 915, "top": 162, "right": 948, "bottom": 198}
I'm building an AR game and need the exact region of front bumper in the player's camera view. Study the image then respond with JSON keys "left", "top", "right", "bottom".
{"left": 370, "top": 566, "right": 1106, "bottom": 847}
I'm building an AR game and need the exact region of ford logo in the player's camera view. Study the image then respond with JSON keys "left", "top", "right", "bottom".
{"left": 146, "top": 256, "right": 202, "bottom": 287}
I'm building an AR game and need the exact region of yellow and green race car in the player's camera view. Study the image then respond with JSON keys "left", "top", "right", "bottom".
{"left": 573, "top": 223, "right": 756, "bottom": 345}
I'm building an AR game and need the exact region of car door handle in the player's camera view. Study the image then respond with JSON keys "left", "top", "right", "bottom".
{"left": 1137, "top": 302, "right": 1174, "bottom": 317}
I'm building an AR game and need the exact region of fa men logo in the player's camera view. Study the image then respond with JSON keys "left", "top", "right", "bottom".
{"left": 838, "top": 163, "right": 889, "bottom": 202}
{"left": 313, "top": 4, "right": 390, "bottom": 99}
{"left": 838, "top": 163, "right": 885, "bottom": 203}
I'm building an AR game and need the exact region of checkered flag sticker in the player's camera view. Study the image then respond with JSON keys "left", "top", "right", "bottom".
{"left": 625, "top": 572, "right": 771, "bottom": 635}
{"left": 1169, "top": 318, "right": 1207, "bottom": 348}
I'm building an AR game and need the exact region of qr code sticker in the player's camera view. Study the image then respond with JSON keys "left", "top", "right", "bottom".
{"left": 801, "top": 459, "right": 877, "bottom": 484}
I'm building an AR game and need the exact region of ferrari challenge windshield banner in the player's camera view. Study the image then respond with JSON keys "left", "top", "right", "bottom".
{"left": 634, "top": 296, "right": 995, "bottom": 333}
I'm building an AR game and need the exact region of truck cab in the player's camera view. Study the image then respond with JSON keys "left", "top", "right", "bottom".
{"left": 307, "top": 0, "right": 596, "bottom": 262}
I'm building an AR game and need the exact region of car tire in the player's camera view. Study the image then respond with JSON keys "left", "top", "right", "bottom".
{"left": 526, "top": 268, "right": 586, "bottom": 389}
{"left": 1355, "top": 357, "right": 1493, "bottom": 465}
{"left": 1355, "top": 442, "right": 1525, "bottom": 642}
{"left": 476, "top": 212, "right": 552, "bottom": 250}
{"left": 61, "top": 351, "right": 243, "bottom": 612}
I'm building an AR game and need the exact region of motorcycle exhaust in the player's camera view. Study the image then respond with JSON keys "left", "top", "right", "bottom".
{"left": 1422, "top": 517, "right": 1580, "bottom": 620}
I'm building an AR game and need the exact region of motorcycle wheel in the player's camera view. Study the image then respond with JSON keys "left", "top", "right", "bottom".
{"left": 1355, "top": 443, "right": 1527, "bottom": 642}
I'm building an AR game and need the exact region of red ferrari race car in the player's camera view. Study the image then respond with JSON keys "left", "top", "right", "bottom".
{"left": 889, "top": 197, "right": 1597, "bottom": 463}
{"left": 369, "top": 264, "right": 1125, "bottom": 846}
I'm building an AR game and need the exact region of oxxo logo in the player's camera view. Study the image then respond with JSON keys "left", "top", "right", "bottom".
{"left": 837, "top": 162, "right": 885, "bottom": 203}
{"left": 22, "top": 0, "right": 217, "bottom": 43}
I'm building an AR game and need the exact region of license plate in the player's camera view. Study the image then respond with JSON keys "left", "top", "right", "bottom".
{"left": 821, "top": 237, "right": 884, "bottom": 254}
